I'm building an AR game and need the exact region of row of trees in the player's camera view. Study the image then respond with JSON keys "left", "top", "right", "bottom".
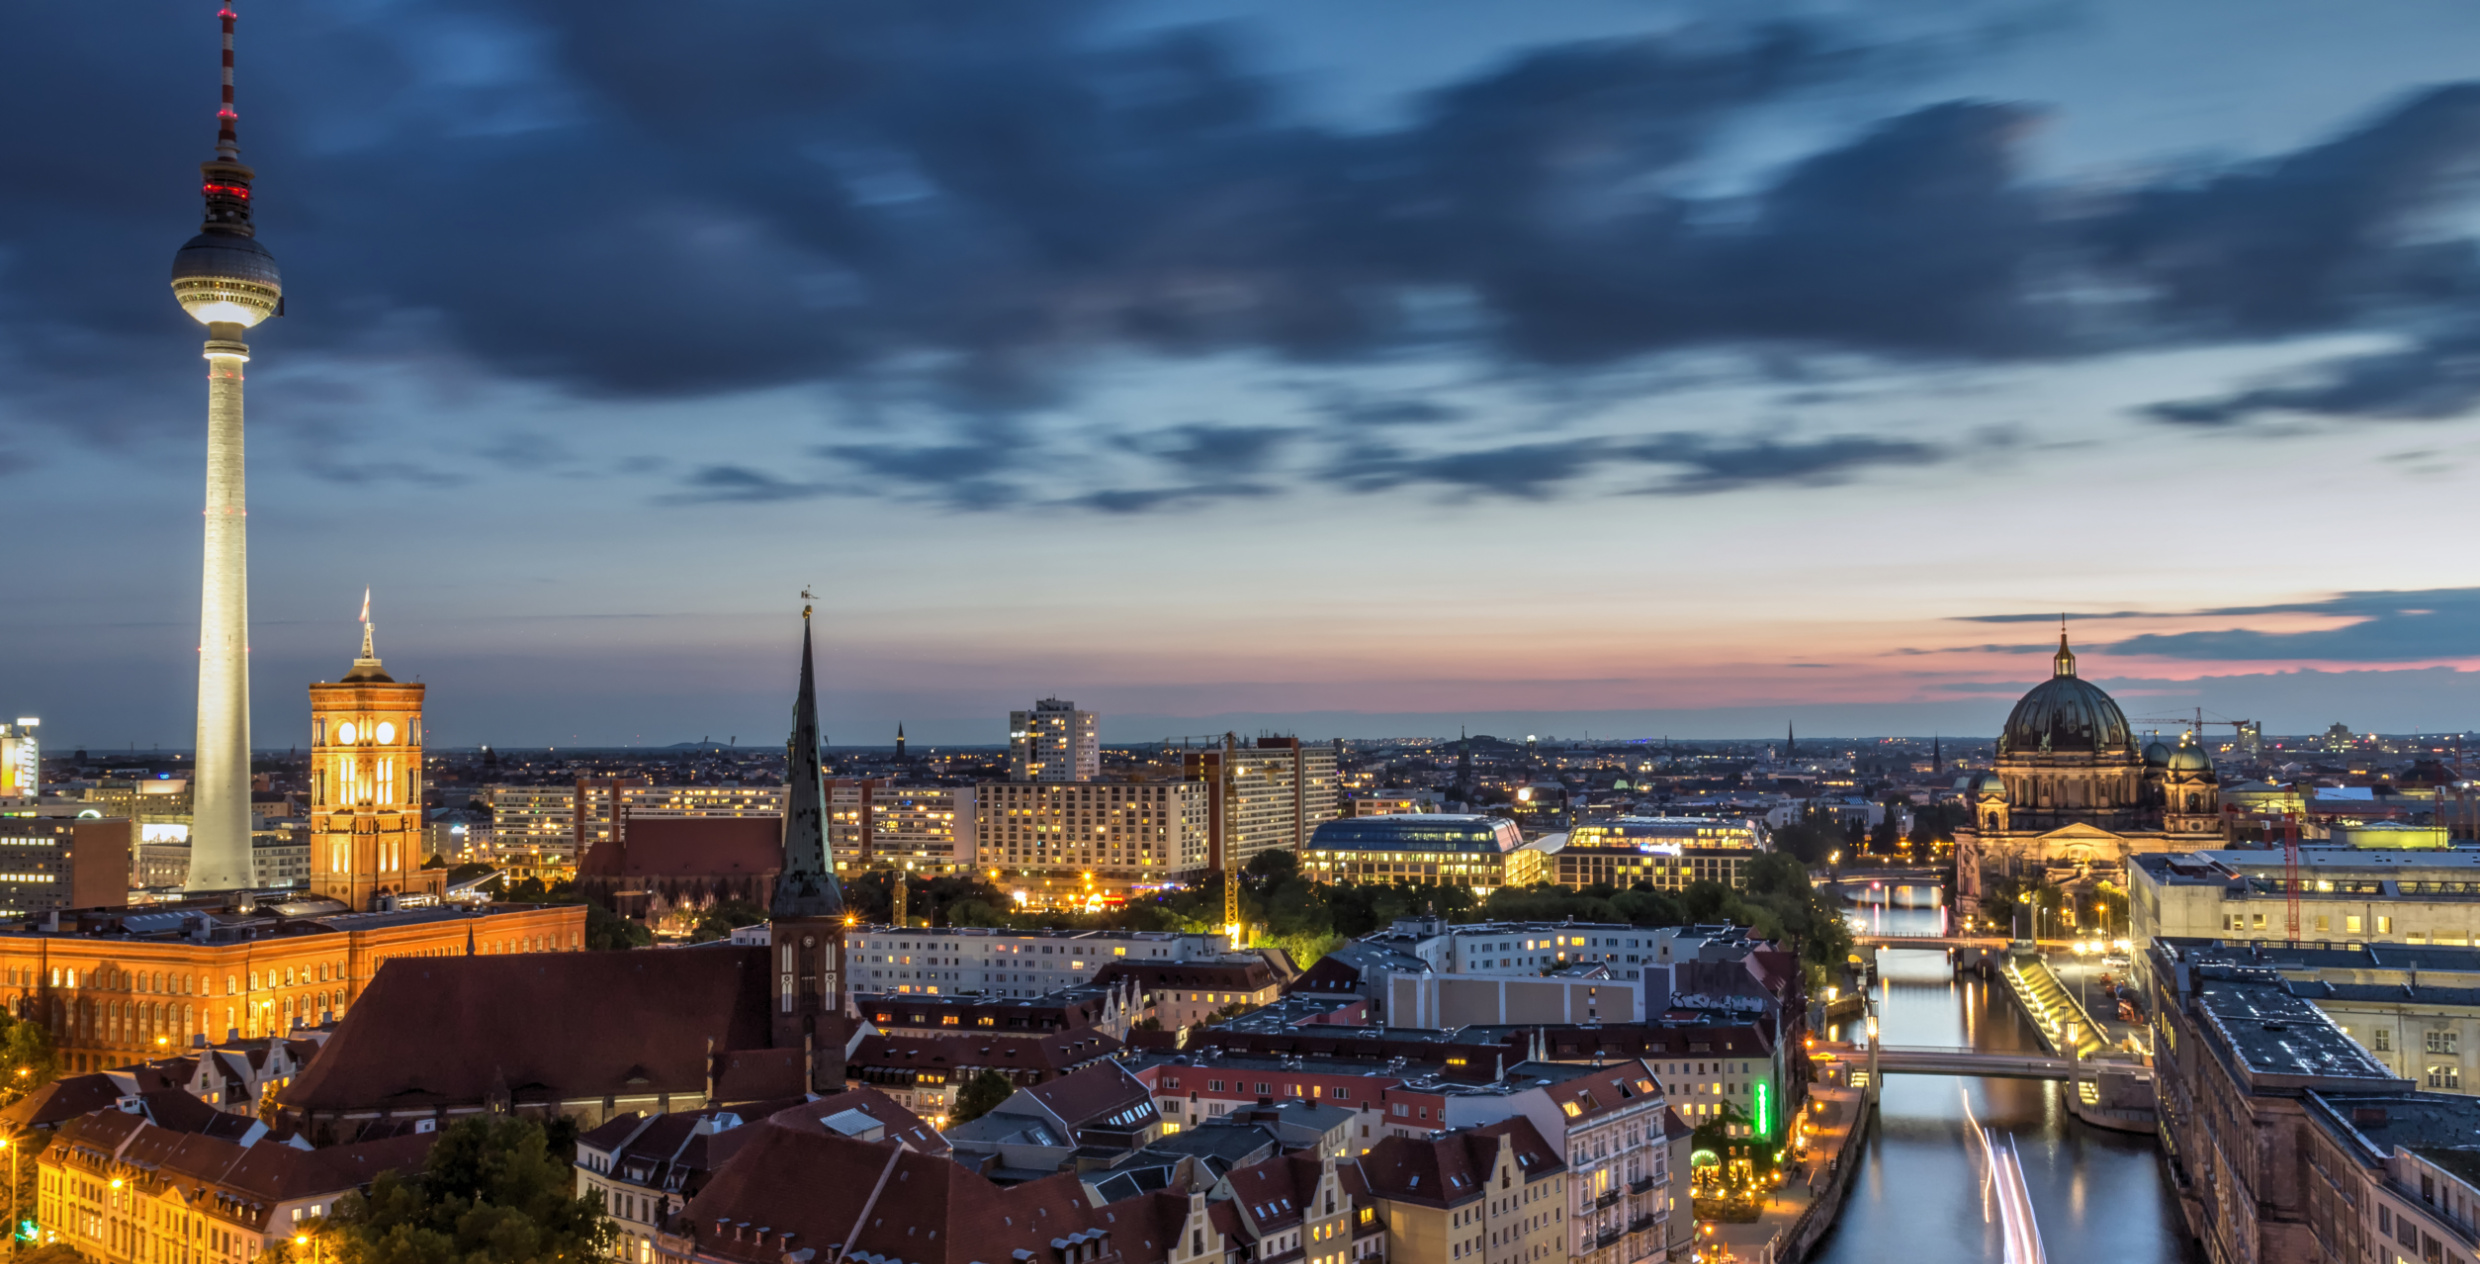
{"left": 479, "top": 833, "right": 1852, "bottom": 983}
{"left": 814, "top": 848, "right": 1851, "bottom": 981}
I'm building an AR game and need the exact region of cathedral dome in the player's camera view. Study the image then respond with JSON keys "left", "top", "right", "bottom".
{"left": 2167, "top": 734, "right": 2214, "bottom": 773}
{"left": 2000, "top": 633, "right": 2132, "bottom": 755}
{"left": 2143, "top": 738, "right": 2172, "bottom": 767}
{"left": 1971, "top": 770, "right": 2007, "bottom": 799}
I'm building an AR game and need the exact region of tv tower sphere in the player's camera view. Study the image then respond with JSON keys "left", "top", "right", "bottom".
{"left": 171, "top": 229, "right": 281, "bottom": 327}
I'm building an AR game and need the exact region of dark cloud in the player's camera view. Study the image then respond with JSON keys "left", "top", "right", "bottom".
{"left": 2091, "top": 85, "right": 2480, "bottom": 339}
{"left": 1326, "top": 439, "right": 1607, "bottom": 499}
{"left": 1134, "top": 424, "right": 1290, "bottom": 476}
{"left": 1623, "top": 432, "right": 1939, "bottom": 493}
{"left": 2144, "top": 326, "right": 2480, "bottom": 425}
{"left": 666, "top": 466, "right": 830, "bottom": 503}
{"left": 19, "top": 1, "right": 2480, "bottom": 510}
{"left": 1073, "top": 482, "right": 1274, "bottom": 514}
{"left": 1321, "top": 429, "right": 1961, "bottom": 499}
{"left": 2103, "top": 588, "right": 2480, "bottom": 662}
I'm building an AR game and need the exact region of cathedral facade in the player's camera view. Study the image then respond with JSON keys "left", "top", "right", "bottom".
{"left": 1954, "top": 635, "right": 2226, "bottom": 916}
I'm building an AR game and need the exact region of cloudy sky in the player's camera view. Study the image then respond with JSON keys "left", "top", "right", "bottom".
{"left": 14, "top": 0, "right": 2480, "bottom": 750}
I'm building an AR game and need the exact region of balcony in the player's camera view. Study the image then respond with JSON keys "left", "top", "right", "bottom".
{"left": 1628, "top": 1175, "right": 1657, "bottom": 1195}
{"left": 1629, "top": 1215, "right": 1658, "bottom": 1234}
{"left": 1595, "top": 1190, "right": 1620, "bottom": 1210}
{"left": 1596, "top": 1227, "right": 1628, "bottom": 1250}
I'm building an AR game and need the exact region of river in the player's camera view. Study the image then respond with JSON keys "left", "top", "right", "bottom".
{"left": 1806, "top": 883, "right": 2194, "bottom": 1264}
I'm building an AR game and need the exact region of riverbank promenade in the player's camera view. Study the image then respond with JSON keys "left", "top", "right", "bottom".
{"left": 1708, "top": 1082, "right": 1869, "bottom": 1264}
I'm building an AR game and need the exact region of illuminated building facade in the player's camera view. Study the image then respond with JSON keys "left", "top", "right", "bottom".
{"left": 826, "top": 781, "right": 977, "bottom": 876}
{"left": 975, "top": 780, "right": 1210, "bottom": 894}
{"left": 309, "top": 606, "right": 441, "bottom": 909}
{"left": 844, "top": 926, "right": 1227, "bottom": 999}
{"left": 0, "top": 901, "right": 583, "bottom": 1073}
{"left": 1008, "top": 698, "right": 1098, "bottom": 782}
{"left": 0, "top": 820, "right": 132, "bottom": 918}
{"left": 1185, "top": 737, "right": 1340, "bottom": 872}
{"left": 488, "top": 783, "right": 784, "bottom": 877}
{"left": 1954, "top": 634, "right": 2225, "bottom": 916}
{"left": 0, "top": 719, "right": 38, "bottom": 799}
{"left": 1546, "top": 816, "right": 1766, "bottom": 891}
{"left": 1300, "top": 815, "right": 1540, "bottom": 891}
{"left": 38, "top": 1111, "right": 434, "bottom": 1264}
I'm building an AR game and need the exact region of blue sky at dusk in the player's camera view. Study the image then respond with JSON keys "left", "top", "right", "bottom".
{"left": 14, "top": 0, "right": 2480, "bottom": 750}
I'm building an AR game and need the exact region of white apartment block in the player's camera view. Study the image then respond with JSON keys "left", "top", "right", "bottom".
{"left": 844, "top": 927, "right": 1230, "bottom": 996}
{"left": 486, "top": 783, "right": 787, "bottom": 864}
{"left": 1184, "top": 738, "right": 1340, "bottom": 870}
{"left": 827, "top": 782, "right": 977, "bottom": 876}
{"left": 1010, "top": 698, "right": 1099, "bottom": 782}
{"left": 976, "top": 781, "right": 1211, "bottom": 879}
{"left": 1352, "top": 790, "right": 1443, "bottom": 817}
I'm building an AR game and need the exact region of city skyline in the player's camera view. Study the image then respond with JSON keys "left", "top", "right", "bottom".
{"left": 14, "top": 1, "right": 2480, "bottom": 748}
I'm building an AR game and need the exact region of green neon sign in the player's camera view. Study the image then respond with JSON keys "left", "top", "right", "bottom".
{"left": 1753, "top": 1081, "right": 1773, "bottom": 1140}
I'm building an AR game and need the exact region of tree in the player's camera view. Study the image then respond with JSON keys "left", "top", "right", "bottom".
{"left": 582, "top": 903, "right": 652, "bottom": 952}
{"left": 311, "top": 1115, "right": 612, "bottom": 1264}
{"left": 951, "top": 1071, "right": 1014, "bottom": 1127}
{"left": 0, "top": 1014, "right": 54, "bottom": 1097}
{"left": 689, "top": 899, "right": 768, "bottom": 944}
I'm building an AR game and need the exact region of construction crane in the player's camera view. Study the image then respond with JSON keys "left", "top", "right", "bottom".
{"left": 2282, "top": 811, "right": 2301, "bottom": 942}
{"left": 2129, "top": 708, "right": 2260, "bottom": 747}
{"left": 2239, "top": 809, "right": 2305, "bottom": 941}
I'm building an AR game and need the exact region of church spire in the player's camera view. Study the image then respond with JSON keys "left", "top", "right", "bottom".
{"left": 772, "top": 603, "right": 842, "bottom": 919}
{"left": 2054, "top": 622, "right": 2078, "bottom": 678}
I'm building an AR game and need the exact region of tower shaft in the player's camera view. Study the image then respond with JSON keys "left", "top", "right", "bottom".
{"left": 190, "top": 334, "right": 254, "bottom": 891}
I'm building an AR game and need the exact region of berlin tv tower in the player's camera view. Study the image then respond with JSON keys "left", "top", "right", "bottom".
{"left": 169, "top": 3, "right": 280, "bottom": 892}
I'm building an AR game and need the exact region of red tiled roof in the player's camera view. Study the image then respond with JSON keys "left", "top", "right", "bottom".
{"left": 580, "top": 818, "right": 781, "bottom": 880}
{"left": 49, "top": 1113, "right": 434, "bottom": 1219}
{"left": 1357, "top": 1131, "right": 1492, "bottom": 1209}
{"left": 1552, "top": 1061, "right": 1667, "bottom": 1125}
{"left": 0, "top": 1075, "right": 129, "bottom": 1131}
{"left": 763, "top": 1087, "right": 949, "bottom": 1157}
{"left": 279, "top": 948, "right": 774, "bottom": 1113}
{"left": 1467, "top": 1116, "right": 1563, "bottom": 1178}
{"left": 849, "top": 1032, "right": 1121, "bottom": 1077}
{"left": 683, "top": 1126, "right": 1117, "bottom": 1264}
{"left": 1018, "top": 1062, "right": 1152, "bottom": 1130}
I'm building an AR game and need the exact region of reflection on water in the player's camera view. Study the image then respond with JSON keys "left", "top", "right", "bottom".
{"left": 1806, "top": 887, "right": 2192, "bottom": 1264}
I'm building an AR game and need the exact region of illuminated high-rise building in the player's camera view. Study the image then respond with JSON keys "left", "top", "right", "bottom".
{"left": 0, "top": 719, "right": 37, "bottom": 799}
{"left": 308, "top": 596, "right": 440, "bottom": 909}
{"left": 170, "top": 3, "right": 281, "bottom": 892}
{"left": 1009, "top": 698, "right": 1097, "bottom": 782}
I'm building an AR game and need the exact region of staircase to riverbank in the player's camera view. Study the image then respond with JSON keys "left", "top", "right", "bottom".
{"left": 2000, "top": 957, "right": 2106, "bottom": 1059}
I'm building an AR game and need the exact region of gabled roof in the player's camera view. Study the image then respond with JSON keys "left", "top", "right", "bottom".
{"left": 1222, "top": 1152, "right": 1315, "bottom": 1233}
{"left": 763, "top": 1087, "right": 949, "bottom": 1157}
{"left": 1357, "top": 1131, "right": 1493, "bottom": 1209}
{"left": 1467, "top": 1116, "right": 1563, "bottom": 1180}
{"left": 0, "top": 1074, "right": 130, "bottom": 1131}
{"left": 1017, "top": 1062, "right": 1155, "bottom": 1131}
{"left": 580, "top": 817, "right": 782, "bottom": 881}
{"left": 682, "top": 1126, "right": 1116, "bottom": 1264}
{"left": 280, "top": 947, "right": 775, "bottom": 1113}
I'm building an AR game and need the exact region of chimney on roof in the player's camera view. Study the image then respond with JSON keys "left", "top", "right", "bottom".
{"left": 705, "top": 1038, "right": 720, "bottom": 1103}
